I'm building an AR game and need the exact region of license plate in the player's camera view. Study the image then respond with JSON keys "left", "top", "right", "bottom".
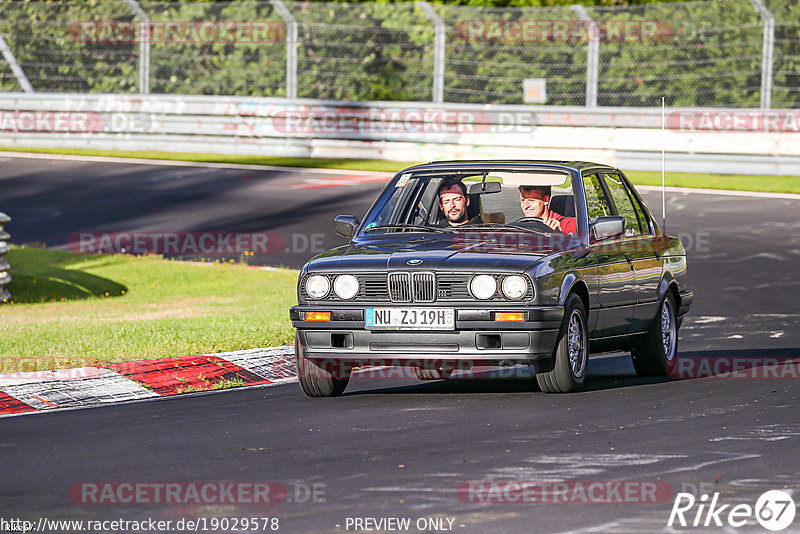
{"left": 365, "top": 307, "right": 455, "bottom": 330}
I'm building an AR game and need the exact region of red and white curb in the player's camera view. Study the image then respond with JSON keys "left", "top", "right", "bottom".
{"left": 0, "top": 346, "right": 296, "bottom": 416}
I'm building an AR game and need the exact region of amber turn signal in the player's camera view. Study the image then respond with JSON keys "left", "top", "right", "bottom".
{"left": 494, "top": 312, "right": 524, "bottom": 321}
{"left": 304, "top": 311, "right": 331, "bottom": 321}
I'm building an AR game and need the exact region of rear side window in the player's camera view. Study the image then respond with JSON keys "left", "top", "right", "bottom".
{"left": 625, "top": 180, "right": 652, "bottom": 235}
{"left": 602, "top": 173, "right": 643, "bottom": 236}
{"left": 581, "top": 173, "right": 612, "bottom": 221}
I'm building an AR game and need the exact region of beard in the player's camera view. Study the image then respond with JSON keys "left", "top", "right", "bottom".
{"left": 447, "top": 209, "right": 468, "bottom": 224}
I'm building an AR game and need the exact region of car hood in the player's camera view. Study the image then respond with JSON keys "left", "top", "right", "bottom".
{"left": 307, "top": 232, "right": 576, "bottom": 273}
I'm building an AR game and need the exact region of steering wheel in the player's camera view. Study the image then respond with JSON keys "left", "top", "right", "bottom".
{"left": 513, "top": 216, "right": 562, "bottom": 233}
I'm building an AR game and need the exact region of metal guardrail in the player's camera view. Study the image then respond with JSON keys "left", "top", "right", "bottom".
{"left": 0, "top": 212, "right": 10, "bottom": 303}
{"left": 0, "top": 93, "right": 799, "bottom": 176}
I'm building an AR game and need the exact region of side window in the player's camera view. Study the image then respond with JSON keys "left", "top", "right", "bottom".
{"left": 625, "top": 180, "right": 652, "bottom": 235}
{"left": 602, "top": 173, "right": 642, "bottom": 236}
{"left": 581, "top": 173, "right": 612, "bottom": 222}
{"left": 411, "top": 177, "right": 442, "bottom": 225}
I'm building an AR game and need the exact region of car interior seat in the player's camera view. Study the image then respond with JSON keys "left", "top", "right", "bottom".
{"left": 467, "top": 193, "right": 482, "bottom": 221}
{"left": 549, "top": 194, "right": 575, "bottom": 218}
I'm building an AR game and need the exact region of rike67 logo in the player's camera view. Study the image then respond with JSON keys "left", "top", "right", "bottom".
{"left": 668, "top": 490, "right": 796, "bottom": 531}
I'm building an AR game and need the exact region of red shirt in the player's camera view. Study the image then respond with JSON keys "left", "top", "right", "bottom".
{"left": 550, "top": 211, "right": 577, "bottom": 235}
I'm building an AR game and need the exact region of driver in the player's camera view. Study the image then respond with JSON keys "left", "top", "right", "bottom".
{"left": 519, "top": 185, "right": 577, "bottom": 235}
{"left": 437, "top": 178, "right": 482, "bottom": 227}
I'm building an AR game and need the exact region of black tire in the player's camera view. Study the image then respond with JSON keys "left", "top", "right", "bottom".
{"left": 414, "top": 365, "right": 454, "bottom": 381}
{"left": 631, "top": 293, "right": 678, "bottom": 377}
{"left": 295, "top": 333, "right": 350, "bottom": 397}
{"left": 536, "top": 293, "right": 588, "bottom": 393}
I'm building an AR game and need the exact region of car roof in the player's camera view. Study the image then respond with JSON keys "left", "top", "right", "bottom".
{"left": 399, "top": 160, "right": 620, "bottom": 174}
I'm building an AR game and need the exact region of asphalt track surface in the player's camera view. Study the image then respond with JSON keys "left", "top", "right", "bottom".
{"left": 2, "top": 155, "right": 800, "bottom": 533}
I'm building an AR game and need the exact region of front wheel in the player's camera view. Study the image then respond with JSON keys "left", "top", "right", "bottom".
{"left": 295, "top": 333, "right": 350, "bottom": 397}
{"left": 631, "top": 293, "right": 678, "bottom": 377}
{"left": 537, "top": 293, "right": 588, "bottom": 393}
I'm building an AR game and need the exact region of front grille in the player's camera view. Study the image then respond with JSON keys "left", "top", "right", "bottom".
{"left": 388, "top": 272, "right": 411, "bottom": 302}
{"left": 300, "top": 272, "right": 533, "bottom": 302}
{"left": 412, "top": 272, "right": 436, "bottom": 302}
{"left": 438, "top": 273, "right": 472, "bottom": 300}
{"left": 361, "top": 273, "right": 389, "bottom": 300}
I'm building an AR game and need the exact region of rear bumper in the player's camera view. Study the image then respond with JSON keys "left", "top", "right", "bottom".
{"left": 290, "top": 305, "right": 563, "bottom": 367}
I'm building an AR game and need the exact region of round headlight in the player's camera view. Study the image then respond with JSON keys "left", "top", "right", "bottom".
{"left": 305, "top": 275, "right": 330, "bottom": 299}
{"left": 470, "top": 274, "right": 497, "bottom": 300}
{"left": 501, "top": 275, "right": 527, "bottom": 300}
{"left": 333, "top": 274, "right": 359, "bottom": 300}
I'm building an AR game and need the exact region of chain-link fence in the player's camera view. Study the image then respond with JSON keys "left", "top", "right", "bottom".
{"left": 0, "top": 0, "right": 796, "bottom": 108}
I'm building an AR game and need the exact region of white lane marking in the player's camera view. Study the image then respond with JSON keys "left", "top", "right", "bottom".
{"left": 0, "top": 368, "right": 158, "bottom": 410}
{"left": 710, "top": 423, "right": 800, "bottom": 442}
{"left": 211, "top": 346, "right": 296, "bottom": 382}
{"left": 691, "top": 316, "right": 726, "bottom": 324}
{"left": 654, "top": 452, "right": 761, "bottom": 477}
{"left": 483, "top": 453, "right": 687, "bottom": 479}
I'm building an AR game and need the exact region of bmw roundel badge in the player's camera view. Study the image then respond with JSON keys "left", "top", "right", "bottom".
{"left": 406, "top": 259, "right": 423, "bottom": 265}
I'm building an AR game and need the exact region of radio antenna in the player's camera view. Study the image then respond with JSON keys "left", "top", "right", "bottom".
{"left": 661, "top": 96, "right": 666, "bottom": 234}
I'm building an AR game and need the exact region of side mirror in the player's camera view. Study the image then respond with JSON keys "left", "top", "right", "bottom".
{"left": 468, "top": 181, "right": 501, "bottom": 195}
{"left": 591, "top": 215, "right": 625, "bottom": 241}
{"left": 334, "top": 215, "right": 359, "bottom": 239}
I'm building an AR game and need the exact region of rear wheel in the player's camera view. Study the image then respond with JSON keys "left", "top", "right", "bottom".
{"left": 537, "top": 293, "right": 588, "bottom": 393}
{"left": 631, "top": 293, "right": 678, "bottom": 377}
{"left": 414, "top": 364, "right": 454, "bottom": 381}
{"left": 295, "top": 333, "right": 350, "bottom": 397}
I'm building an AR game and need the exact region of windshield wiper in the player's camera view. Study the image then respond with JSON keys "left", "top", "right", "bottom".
{"left": 464, "top": 223, "right": 549, "bottom": 235}
{"left": 364, "top": 224, "right": 452, "bottom": 234}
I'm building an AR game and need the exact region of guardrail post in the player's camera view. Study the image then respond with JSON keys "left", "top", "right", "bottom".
{"left": 271, "top": 0, "right": 298, "bottom": 99}
{"left": 570, "top": 5, "right": 598, "bottom": 108}
{"left": 0, "top": 213, "right": 11, "bottom": 303}
{"left": 417, "top": 2, "right": 445, "bottom": 104}
{"left": 749, "top": 0, "right": 774, "bottom": 110}
{"left": 0, "top": 34, "right": 33, "bottom": 93}
{"left": 123, "top": 0, "right": 150, "bottom": 95}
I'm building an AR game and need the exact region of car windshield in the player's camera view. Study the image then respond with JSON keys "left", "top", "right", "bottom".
{"left": 361, "top": 169, "right": 577, "bottom": 235}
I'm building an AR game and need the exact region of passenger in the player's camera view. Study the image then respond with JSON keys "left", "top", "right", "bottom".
{"left": 437, "top": 178, "right": 482, "bottom": 227}
{"left": 519, "top": 185, "right": 577, "bottom": 235}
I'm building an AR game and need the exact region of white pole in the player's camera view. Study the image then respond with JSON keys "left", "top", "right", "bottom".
{"left": 417, "top": 2, "right": 445, "bottom": 104}
{"left": 749, "top": 0, "right": 774, "bottom": 110}
{"left": 661, "top": 96, "right": 666, "bottom": 234}
{"left": 271, "top": 0, "right": 298, "bottom": 99}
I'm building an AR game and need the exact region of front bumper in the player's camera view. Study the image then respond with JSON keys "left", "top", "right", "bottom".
{"left": 290, "top": 305, "right": 563, "bottom": 367}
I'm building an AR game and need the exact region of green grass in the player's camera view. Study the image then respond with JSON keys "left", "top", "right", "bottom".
{"left": 624, "top": 171, "right": 800, "bottom": 195}
{"left": 1, "top": 147, "right": 798, "bottom": 193}
{"left": 0, "top": 246, "right": 297, "bottom": 372}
